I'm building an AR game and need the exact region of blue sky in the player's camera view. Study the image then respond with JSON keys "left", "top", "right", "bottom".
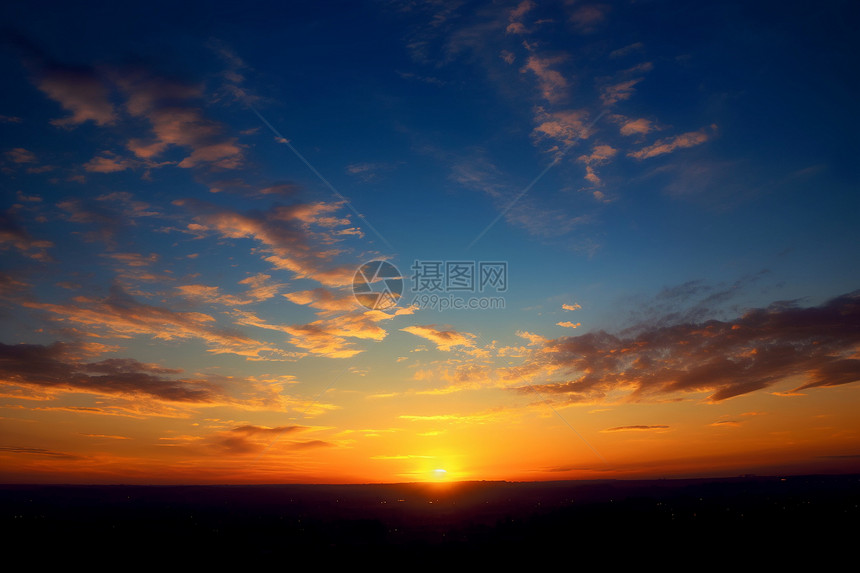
{"left": 1, "top": 0, "right": 858, "bottom": 482}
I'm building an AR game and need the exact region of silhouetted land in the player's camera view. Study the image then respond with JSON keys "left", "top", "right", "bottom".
{"left": 2, "top": 475, "right": 857, "bottom": 565}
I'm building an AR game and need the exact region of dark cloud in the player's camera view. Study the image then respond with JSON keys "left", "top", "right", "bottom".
{"left": 515, "top": 291, "right": 860, "bottom": 403}
{"left": 208, "top": 425, "right": 310, "bottom": 454}
{"left": 603, "top": 425, "right": 670, "bottom": 432}
{"left": 0, "top": 341, "right": 218, "bottom": 402}
{"left": 0, "top": 446, "right": 82, "bottom": 460}
{"left": 0, "top": 209, "right": 52, "bottom": 261}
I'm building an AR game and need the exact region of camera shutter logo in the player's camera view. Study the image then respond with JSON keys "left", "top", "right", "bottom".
{"left": 353, "top": 260, "right": 402, "bottom": 310}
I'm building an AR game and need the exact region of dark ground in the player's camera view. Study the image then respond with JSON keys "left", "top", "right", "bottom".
{"left": 2, "top": 474, "right": 857, "bottom": 565}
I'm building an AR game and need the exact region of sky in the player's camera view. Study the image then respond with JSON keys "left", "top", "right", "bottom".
{"left": 1, "top": 0, "right": 858, "bottom": 484}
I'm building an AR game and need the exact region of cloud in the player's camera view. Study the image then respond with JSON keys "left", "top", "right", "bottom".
{"left": 284, "top": 288, "right": 358, "bottom": 313}
{"left": 602, "top": 425, "right": 670, "bottom": 432}
{"left": 401, "top": 325, "right": 477, "bottom": 351}
{"left": 177, "top": 274, "right": 285, "bottom": 307}
{"left": 511, "top": 291, "right": 860, "bottom": 403}
{"left": 507, "top": 0, "right": 535, "bottom": 35}
{"left": 562, "top": 303, "right": 582, "bottom": 311}
{"left": 234, "top": 306, "right": 412, "bottom": 359}
{"left": 182, "top": 200, "right": 358, "bottom": 287}
{"left": 0, "top": 341, "right": 218, "bottom": 402}
{"left": 5, "top": 148, "right": 37, "bottom": 164}
{"left": 570, "top": 4, "right": 609, "bottom": 33}
{"left": 522, "top": 55, "right": 568, "bottom": 102}
{"left": 37, "top": 65, "right": 117, "bottom": 127}
{"left": 616, "top": 117, "right": 655, "bottom": 136}
{"left": 532, "top": 109, "right": 594, "bottom": 148}
{"left": 25, "top": 285, "right": 295, "bottom": 361}
{"left": 0, "top": 209, "right": 53, "bottom": 261}
{"left": 557, "top": 321, "right": 581, "bottom": 329}
{"left": 55, "top": 193, "right": 157, "bottom": 245}
{"left": 609, "top": 42, "right": 644, "bottom": 58}
{"left": 207, "top": 424, "right": 309, "bottom": 454}
{"left": 105, "top": 252, "right": 159, "bottom": 268}
{"left": 0, "top": 446, "right": 82, "bottom": 460}
{"left": 578, "top": 144, "right": 617, "bottom": 185}
{"left": 84, "top": 152, "right": 132, "bottom": 173}
{"left": 116, "top": 71, "right": 243, "bottom": 170}
{"left": 600, "top": 78, "right": 642, "bottom": 106}
{"left": 629, "top": 126, "right": 715, "bottom": 159}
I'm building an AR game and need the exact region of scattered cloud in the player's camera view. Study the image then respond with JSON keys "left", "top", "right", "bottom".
{"left": 602, "top": 425, "right": 670, "bottom": 432}
{"left": 618, "top": 117, "right": 655, "bottom": 136}
{"left": 629, "top": 125, "right": 716, "bottom": 160}
{"left": 569, "top": 3, "right": 609, "bottom": 33}
{"left": 609, "top": 42, "right": 644, "bottom": 58}
{"left": 37, "top": 65, "right": 117, "bottom": 127}
{"left": 401, "top": 325, "right": 477, "bottom": 351}
{"left": 522, "top": 55, "right": 569, "bottom": 103}
{"left": 0, "top": 209, "right": 53, "bottom": 261}
{"left": 5, "top": 148, "right": 37, "bottom": 164}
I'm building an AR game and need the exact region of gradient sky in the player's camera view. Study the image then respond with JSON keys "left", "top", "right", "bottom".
{"left": 1, "top": 0, "right": 858, "bottom": 484}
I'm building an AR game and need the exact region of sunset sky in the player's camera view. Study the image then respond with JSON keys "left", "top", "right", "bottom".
{"left": 1, "top": 0, "right": 858, "bottom": 484}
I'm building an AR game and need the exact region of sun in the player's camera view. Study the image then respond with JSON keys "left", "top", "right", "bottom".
{"left": 432, "top": 468, "right": 448, "bottom": 480}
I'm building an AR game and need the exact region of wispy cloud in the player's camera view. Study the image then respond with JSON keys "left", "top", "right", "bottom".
{"left": 521, "top": 55, "right": 569, "bottom": 103}
{"left": 602, "top": 425, "right": 670, "bottom": 432}
{"left": 629, "top": 125, "right": 716, "bottom": 159}
{"left": 25, "top": 285, "right": 296, "bottom": 361}
{"left": 37, "top": 65, "right": 117, "bottom": 127}
{"left": 0, "top": 341, "right": 217, "bottom": 402}
{"left": 401, "top": 324, "right": 477, "bottom": 351}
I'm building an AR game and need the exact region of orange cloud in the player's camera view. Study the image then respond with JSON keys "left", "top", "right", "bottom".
{"left": 600, "top": 78, "right": 642, "bottom": 106}
{"left": 628, "top": 126, "right": 715, "bottom": 159}
{"left": 25, "top": 285, "right": 295, "bottom": 361}
{"left": 401, "top": 325, "right": 477, "bottom": 351}
{"left": 116, "top": 72, "right": 243, "bottom": 170}
{"left": 532, "top": 109, "right": 594, "bottom": 148}
{"left": 522, "top": 55, "right": 568, "bottom": 103}
{"left": 619, "top": 117, "right": 655, "bottom": 136}
{"left": 602, "top": 425, "right": 670, "bottom": 432}
{"left": 577, "top": 144, "right": 617, "bottom": 185}
{"left": 181, "top": 201, "right": 358, "bottom": 287}
{"left": 84, "top": 153, "right": 131, "bottom": 173}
